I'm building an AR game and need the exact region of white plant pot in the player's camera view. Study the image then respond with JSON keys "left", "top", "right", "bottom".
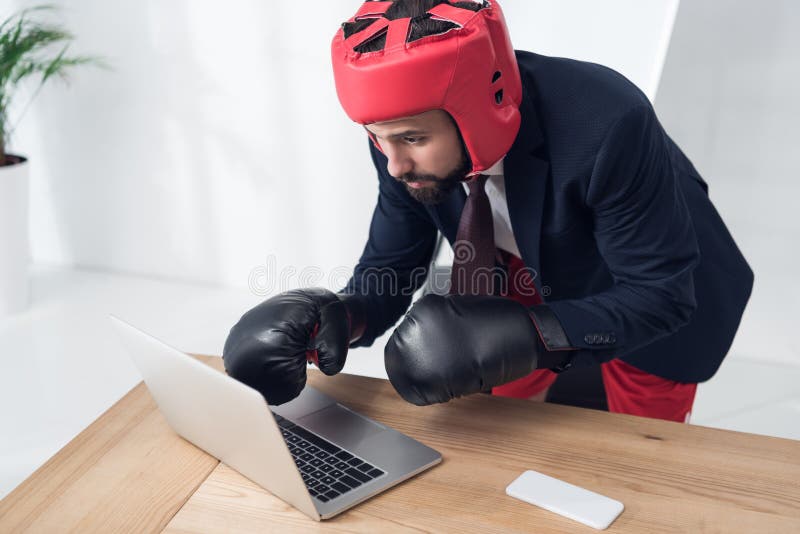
{"left": 0, "top": 154, "right": 30, "bottom": 316}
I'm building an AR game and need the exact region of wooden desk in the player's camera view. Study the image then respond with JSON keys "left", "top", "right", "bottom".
{"left": 2, "top": 355, "right": 799, "bottom": 533}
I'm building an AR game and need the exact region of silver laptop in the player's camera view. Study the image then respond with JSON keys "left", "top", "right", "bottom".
{"left": 109, "top": 315, "right": 441, "bottom": 521}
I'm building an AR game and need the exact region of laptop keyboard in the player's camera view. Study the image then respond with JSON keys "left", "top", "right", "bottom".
{"left": 272, "top": 412, "right": 386, "bottom": 503}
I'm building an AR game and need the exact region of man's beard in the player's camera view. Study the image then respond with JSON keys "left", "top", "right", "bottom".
{"left": 398, "top": 147, "right": 472, "bottom": 205}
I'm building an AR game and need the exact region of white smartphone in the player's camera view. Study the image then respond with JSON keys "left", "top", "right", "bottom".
{"left": 505, "top": 470, "right": 624, "bottom": 530}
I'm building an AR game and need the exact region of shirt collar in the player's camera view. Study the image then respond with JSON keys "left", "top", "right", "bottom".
{"left": 483, "top": 157, "right": 504, "bottom": 177}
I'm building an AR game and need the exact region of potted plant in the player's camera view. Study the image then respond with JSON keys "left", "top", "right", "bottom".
{"left": 0, "top": 4, "right": 106, "bottom": 316}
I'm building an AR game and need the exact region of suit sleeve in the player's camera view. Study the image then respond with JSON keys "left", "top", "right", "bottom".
{"left": 535, "top": 104, "right": 701, "bottom": 367}
{"left": 339, "top": 139, "right": 439, "bottom": 348}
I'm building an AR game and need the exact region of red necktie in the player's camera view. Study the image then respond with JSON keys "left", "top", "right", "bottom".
{"left": 450, "top": 175, "right": 496, "bottom": 296}
{"left": 450, "top": 176, "right": 548, "bottom": 398}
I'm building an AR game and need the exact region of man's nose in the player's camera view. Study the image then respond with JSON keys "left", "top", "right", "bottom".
{"left": 385, "top": 146, "right": 413, "bottom": 179}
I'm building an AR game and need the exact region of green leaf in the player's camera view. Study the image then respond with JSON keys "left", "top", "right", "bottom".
{"left": 0, "top": 3, "right": 108, "bottom": 156}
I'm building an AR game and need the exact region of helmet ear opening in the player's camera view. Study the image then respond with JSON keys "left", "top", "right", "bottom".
{"left": 492, "top": 70, "right": 504, "bottom": 104}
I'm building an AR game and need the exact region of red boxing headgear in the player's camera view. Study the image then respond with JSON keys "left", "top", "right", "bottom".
{"left": 331, "top": 1, "right": 522, "bottom": 175}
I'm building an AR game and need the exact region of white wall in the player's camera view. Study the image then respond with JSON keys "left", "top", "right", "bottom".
{"left": 9, "top": 1, "right": 374, "bottom": 292}
{"left": 7, "top": 0, "right": 676, "bottom": 293}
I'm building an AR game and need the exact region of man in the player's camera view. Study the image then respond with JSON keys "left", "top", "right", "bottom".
{"left": 222, "top": 0, "right": 753, "bottom": 423}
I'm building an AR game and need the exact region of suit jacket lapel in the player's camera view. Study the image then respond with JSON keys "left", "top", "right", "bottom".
{"left": 505, "top": 83, "right": 549, "bottom": 295}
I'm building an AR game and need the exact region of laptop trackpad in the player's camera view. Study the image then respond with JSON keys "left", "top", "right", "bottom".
{"left": 295, "top": 404, "right": 386, "bottom": 450}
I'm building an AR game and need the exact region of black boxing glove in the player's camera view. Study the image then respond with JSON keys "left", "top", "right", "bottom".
{"left": 384, "top": 293, "right": 575, "bottom": 406}
{"left": 223, "top": 288, "right": 367, "bottom": 405}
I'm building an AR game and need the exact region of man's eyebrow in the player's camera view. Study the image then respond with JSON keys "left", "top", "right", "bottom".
{"left": 364, "top": 126, "right": 429, "bottom": 139}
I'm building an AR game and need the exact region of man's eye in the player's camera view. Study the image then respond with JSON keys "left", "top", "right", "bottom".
{"left": 404, "top": 137, "right": 423, "bottom": 144}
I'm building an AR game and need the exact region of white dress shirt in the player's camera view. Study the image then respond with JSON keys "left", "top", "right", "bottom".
{"left": 462, "top": 157, "right": 522, "bottom": 259}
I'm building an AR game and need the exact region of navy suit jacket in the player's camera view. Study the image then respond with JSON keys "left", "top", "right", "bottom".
{"left": 342, "top": 51, "right": 754, "bottom": 383}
